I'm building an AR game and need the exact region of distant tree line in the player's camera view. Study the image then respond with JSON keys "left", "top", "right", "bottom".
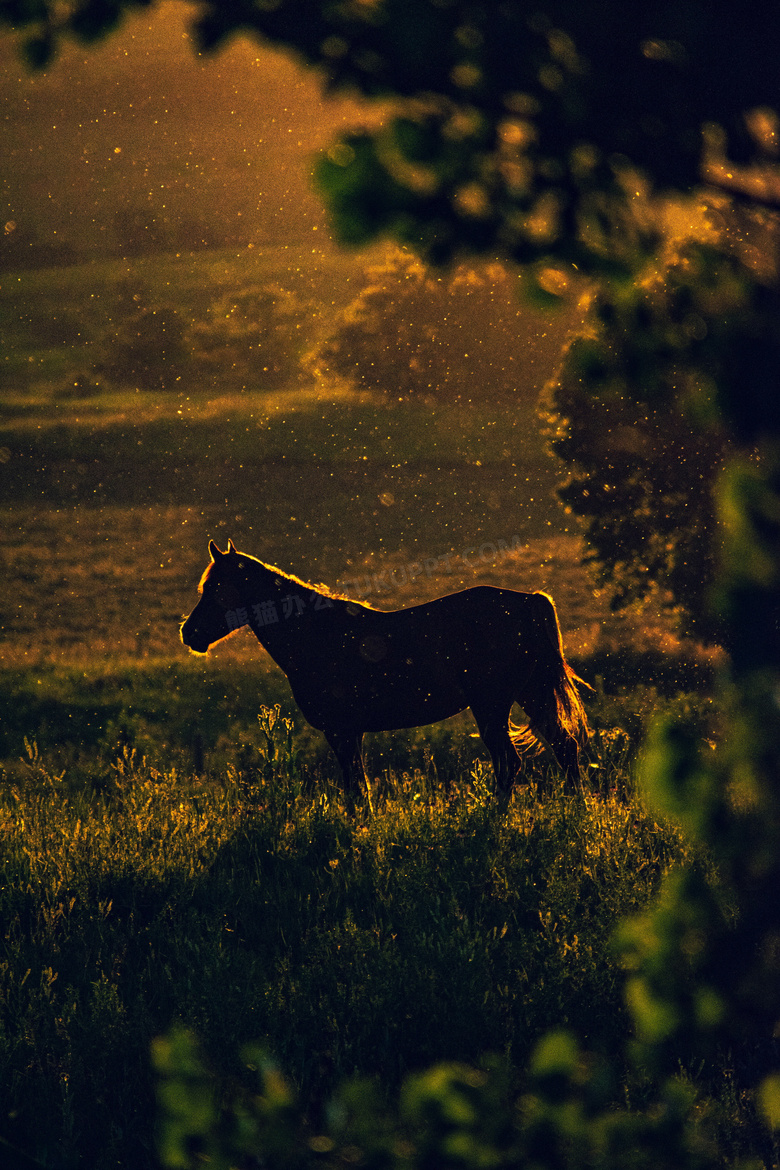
{"left": 0, "top": 210, "right": 260, "bottom": 272}
{"left": 110, "top": 208, "right": 253, "bottom": 258}
{"left": 92, "top": 277, "right": 314, "bottom": 392}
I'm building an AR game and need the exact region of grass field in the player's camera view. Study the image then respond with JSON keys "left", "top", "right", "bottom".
{"left": 0, "top": 247, "right": 730, "bottom": 1169}
{"left": 4, "top": 723, "right": 717, "bottom": 1169}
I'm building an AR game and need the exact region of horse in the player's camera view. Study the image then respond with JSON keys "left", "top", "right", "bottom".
{"left": 180, "top": 539, "right": 590, "bottom": 801}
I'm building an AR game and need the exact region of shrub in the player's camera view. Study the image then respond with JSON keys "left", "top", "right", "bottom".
{"left": 189, "top": 283, "right": 313, "bottom": 387}
{"left": 306, "top": 247, "right": 573, "bottom": 402}
{"left": 97, "top": 278, "right": 188, "bottom": 390}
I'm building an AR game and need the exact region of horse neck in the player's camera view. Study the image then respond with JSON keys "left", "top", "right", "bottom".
{"left": 240, "top": 561, "right": 312, "bottom": 654}
{"left": 241, "top": 560, "right": 290, "bottom": 610}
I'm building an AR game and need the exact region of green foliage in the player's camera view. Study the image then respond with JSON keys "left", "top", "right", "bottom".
{"left": 312, "top": 1, "right": 777, "bottom": 269}
{"left": 150, "top": 1023, "right": 738, "bottom": 1170}
{"left": 154, "top": 1029, "right": 522, "bottom": 1170}
{"left": 306, "top": 246, "right": 574, "bottom": 402}
{"left": 155, "top": 1029, "right": 306, "bottom": 1170}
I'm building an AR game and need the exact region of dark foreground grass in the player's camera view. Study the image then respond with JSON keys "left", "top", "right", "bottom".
{"left": 0, "top": 711, "right": 699, "bottom": 1170}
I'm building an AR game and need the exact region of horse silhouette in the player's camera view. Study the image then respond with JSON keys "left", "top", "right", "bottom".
{"left": 181, "top": 539, "right": 589, "bottom": 801}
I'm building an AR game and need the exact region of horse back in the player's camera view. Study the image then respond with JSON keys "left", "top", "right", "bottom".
{"left": 406, "top": 584, "right": 555, "bottom": 638}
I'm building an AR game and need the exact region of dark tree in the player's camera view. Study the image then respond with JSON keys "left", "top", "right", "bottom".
{"left": 542, "top": 218, "right": 780, "bottom": 637}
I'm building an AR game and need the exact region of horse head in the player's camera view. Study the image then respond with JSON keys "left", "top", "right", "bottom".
{"left": 180, "top": 539, "right": 246, "bottom": 653}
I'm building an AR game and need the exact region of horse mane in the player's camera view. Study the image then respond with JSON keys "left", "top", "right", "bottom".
{"left": 201, "top": 547, "right": 378, "bottom": 609}
{"left": 197, "top": 562, "right": 213, "bottom": 593}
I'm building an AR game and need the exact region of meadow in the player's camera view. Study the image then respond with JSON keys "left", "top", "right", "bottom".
{"left": 0, "top": 247, "right": 729, "bottom": 1169}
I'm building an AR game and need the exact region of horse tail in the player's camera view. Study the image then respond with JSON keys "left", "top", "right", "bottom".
{"left": 538, "top": 591, "right": 590, "bottom": 748}
{"left": 509, "top": 591, "right": 590, "bottom": 754}
{"left": 508, "top": 719, "right": 544, "bottom": 755}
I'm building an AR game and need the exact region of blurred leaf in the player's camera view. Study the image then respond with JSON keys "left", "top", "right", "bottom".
{"left": 758, "top": 1072, "right": 780, "bottom": 1129}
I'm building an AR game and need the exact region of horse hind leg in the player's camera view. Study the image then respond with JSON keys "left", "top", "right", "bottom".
{"left": 546, "top": 726, "right": 582, "bottom": 788}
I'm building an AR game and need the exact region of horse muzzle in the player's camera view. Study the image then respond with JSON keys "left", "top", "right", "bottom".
{"left": 180, "top": 621, "right": 210, "bottom": 654}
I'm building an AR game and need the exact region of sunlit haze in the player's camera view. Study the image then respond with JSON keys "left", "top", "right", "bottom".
{"left": 1, "top": 1, "right": 367, "bottom": 255}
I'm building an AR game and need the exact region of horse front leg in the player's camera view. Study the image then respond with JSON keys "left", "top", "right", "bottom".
{"left": 521, "top": 695, "right": 583, "bottom": 791}
{"left": 323, "top": 727, "right": 369, "bottom": 808}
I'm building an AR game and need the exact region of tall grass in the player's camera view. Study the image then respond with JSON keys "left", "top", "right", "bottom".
{"left": 0, "top": 711, "right": 699, "bottom": 1169}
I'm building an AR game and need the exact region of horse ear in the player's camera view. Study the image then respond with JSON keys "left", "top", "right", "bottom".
{"left": 227, "top": 538, "right": 237, "bottom": 554}
{"left": 208, "top": 539, "right": 223, "bottom": 560}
